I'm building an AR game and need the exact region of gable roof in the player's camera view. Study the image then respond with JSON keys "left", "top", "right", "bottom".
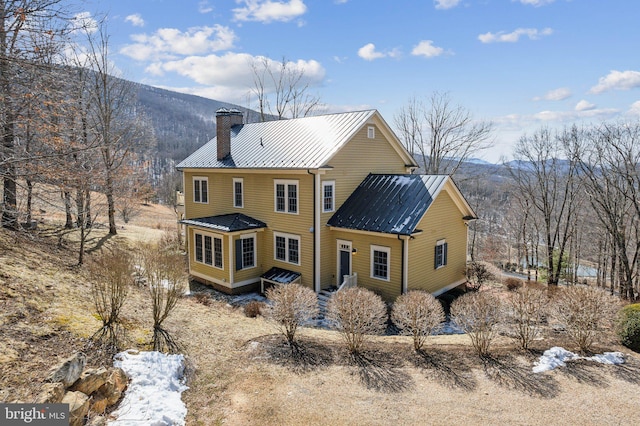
{"left": 327, "top": 174, "right": 473, "bottom": 236}
{"left": 180, "top": 213, "right": 266, "bottom": 233}
{"left": 176, "top": 110, "right": 417, "bottom": 170}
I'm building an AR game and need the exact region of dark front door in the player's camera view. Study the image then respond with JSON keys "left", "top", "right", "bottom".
{"left": 339, "top": 249, "right": 351, "bottom": 284}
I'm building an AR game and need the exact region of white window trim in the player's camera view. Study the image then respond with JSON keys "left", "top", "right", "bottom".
{"left": 370, "top": 245, "right": 390, "bottom": 282}
{"left": 239, "top": 233, "right": 256, "bottom": 270}
{"left": 193, "top": 176, "right": 209, "bottom": 204}
{"left": 435, "top": 239, "right": 447, "bottom": 269}
{"left": 274, "top": 231, "right": 301, "bottom": 265}
{"left": 367, "top": 126, "right": 375, "bottom": 139}
{"left": 274, "top": 179, "right": 299, "bottom": 215}
{"left": 322, "top": 180, "right": 335, "bottom": 213}
{"left": 233, "top": 178, "right": 244, "bottom": 208}
{"left": 194, "top": 231, "right": 224, "bottom": 270}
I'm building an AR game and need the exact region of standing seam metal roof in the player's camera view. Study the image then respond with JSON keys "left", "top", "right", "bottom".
{"left": 327, "top": 174, "right": 449, "bottom": 235}
{"left": 176, "top": 110, "right": 376, "bottom": 169}
{"left": 179, "top": 213, "right": 266, "bottom": 233}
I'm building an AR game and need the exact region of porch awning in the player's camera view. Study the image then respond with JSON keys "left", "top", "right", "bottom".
{"left": 180, "top": 213, "right": 266, "bottom": 233}
{"left": 260, "top": 267, "right": 302, "bottom": 293}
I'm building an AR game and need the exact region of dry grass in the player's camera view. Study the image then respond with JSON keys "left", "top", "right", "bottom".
{"left": 2, "top": 201, "right": 640, "bottom": 425}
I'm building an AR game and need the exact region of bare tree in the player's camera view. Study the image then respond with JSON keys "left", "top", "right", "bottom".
{"left": 250, "top": 56, "right": 322, "bottom": 121}
{"left": 505, "top": 286, "right": 547, "bottom": 349}
{"left": 263, "top": 284, "right": 318, "bottom": 346}
{"left": 394, "top": 92, "right": 494, "bottom": 175}
{"left": 326, "top": 287, "right": 387, "bottom": 354}
{"left": 391, "top": 291, "right": 444, "bottom": 351}
{"left": 508, "top": 127, "right": 583, "bottom": 286}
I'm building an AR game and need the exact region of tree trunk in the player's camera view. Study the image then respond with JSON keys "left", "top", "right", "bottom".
{"left": 26, "top": 179, "right": 33, "bottom": 224}
{"left": 64, "top": 191, "right": 73, "bottom": 229}
{"left": 106, "top": 170, "right": 117, "bottom": 235}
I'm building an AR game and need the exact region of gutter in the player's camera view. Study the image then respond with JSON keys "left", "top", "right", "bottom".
{"left": 398, "top": 234, "right": 410, "bottom": 295}
{"left": 307, "top": 169, "right": 321, "bottom": 293}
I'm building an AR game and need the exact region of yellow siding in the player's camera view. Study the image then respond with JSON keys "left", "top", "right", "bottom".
{"left": 318, "top": 121, "right": 409, "bottom": 288}
{"left": 408, "top": 189, "right": 468, "bottom": 293}
{"left": 330, "top": 231, "right": 404, "bottom": 302}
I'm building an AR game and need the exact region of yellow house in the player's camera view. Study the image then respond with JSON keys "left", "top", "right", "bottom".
{"left": 176, "top": 109, "right": 476, "bottom": 301}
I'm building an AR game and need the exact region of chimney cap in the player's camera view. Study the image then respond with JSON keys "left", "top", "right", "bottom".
{"left": 216, "top": 107, "right": 230, "bottom": 115}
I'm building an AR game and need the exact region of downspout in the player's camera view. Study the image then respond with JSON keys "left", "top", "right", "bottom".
{"left": 308, "top": 170, "right": 321, "bottom": 293}
{"left": 398, "top": 234, "right": 409, "bottom": 295}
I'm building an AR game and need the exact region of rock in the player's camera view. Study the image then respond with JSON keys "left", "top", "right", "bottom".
{"left": 91, "top": 367, "right": 128, "bottom": 413}
{"left": 47, "top": 352, "right": 87, "bottom": 387}
{"left": 35, "top": 382, "right": 65, "bottom": 403}
{"left": 71, "top": 367, "right": 109, "bottom": 395}
{"left": 86, "top": 415, "right": 107, "bottom": 426}
{"left": 62, "top": 391, "right": 90, "bottom": 426}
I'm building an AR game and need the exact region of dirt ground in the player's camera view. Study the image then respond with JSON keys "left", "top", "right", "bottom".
{"left": 1, "top": 200, "right": 640, "bottom": 425}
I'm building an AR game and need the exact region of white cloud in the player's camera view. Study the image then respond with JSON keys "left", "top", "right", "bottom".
{"left": 198, "top": 1, "right": 214, "bottom": 13}
{"left": 233, "top": 0, "right": 307, "bottom": 23}
{"left": 125, "top": 14, "right": 145, "bottom": 27}
{"left": 434, "top": 0, "right": 461, "bottom": 9}
{"left": 575, "top": 100, "right": 596, "bottom": 111}
{"left": 120, "top": 25, "right": 236, "bottom": 61}
{"left": 357, "top": 43, "right": 386, "bottom": 61}
{"left": 155, "top": 53, "right": 325, "bottom": 104}
{"left": 70, "top": 12, "right": 98, "bottom": 34}
{"left": 628, "top": 101, "right": 640, "bottom": 117}
{"left": 411, "top": 40, "right": 445, "bottom": 58}
{"left": 589, "top": 70, "right": 640, "bottom": 94}
{"left": 516, "top": 0, "right": 555, "bottom": 6}
{"left": 533, "top": 87, "right": 572, "bottom": 101}
{"left": 478, "top": 27, "right": 553, "bottom": 43}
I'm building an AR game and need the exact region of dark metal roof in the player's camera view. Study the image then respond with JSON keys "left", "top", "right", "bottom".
{"left": 327, "top": 174, "right": 449, "bottom": 236}
{"left": 180, "top": 213, "right": 266, "bottom": 232}
{"left": 176, "top": 110, "right": 379, "bottom": 169}
{"left": 261, "top": 267, "right": 301, "bottom": 284}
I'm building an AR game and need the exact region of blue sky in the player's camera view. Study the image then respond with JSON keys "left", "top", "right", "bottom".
{"left": 81, "top": 0, "right": 640, "bottom": 163}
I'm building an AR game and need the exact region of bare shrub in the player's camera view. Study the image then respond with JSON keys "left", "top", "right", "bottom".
{"left": 552, "top": 285, "right": 620, "bottom": 352}
{"left": 88, "top": 248, "right": 134, "bottom": 353}
{"left": 194, "top": 293, "right": 212, "bottom": 306}
{"left": 391, "top": 291, "right": 445, "bottom": 351}
{"left": 505, "top": 286, "right": 547, "bottom": 349}
{"left": 326, "top": 287, "right": 387, "bottom": 354}
{"left": 138, "top": 243, "right": 187, "bottom": 353}
{"left": 244, "top": 300, "right": 267, "bottom": 318}
{"left": 466, "top": 261, "right": 500, "bottom": 291}
{"left": 450, "top": 292, "right": 502, "bottom": 356}
{"left": 504, "top": 277, "right": 523, "bottom": 292}
{"left": 263, "top": 284, "right": 318, "bottom": 345}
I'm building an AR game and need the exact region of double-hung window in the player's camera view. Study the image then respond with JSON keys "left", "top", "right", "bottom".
{"left": 274, "top": 179, "right": 298, "bottom": 214}
{"left": 435, "top": 239, "right": 448, "bottom": 269}
{"left": 235, "top": 234, "right": 256, "bottom": 270}
{"left": 233, "top": 178, "right": 243, "bottom": 208}
{"left": 371, "top": 245, "right": 390, "bottom": 281}
{"left": 274, "top": 232, "right": 300, "bottom": 265}
{"left": 194, "top": 232, "right": 223, "bottom": 269}
{"left": 193, "top": 177, "right": 208, "bottom": 204}
{"left": 322, "top": 181, "right": 335, "bottom": 213}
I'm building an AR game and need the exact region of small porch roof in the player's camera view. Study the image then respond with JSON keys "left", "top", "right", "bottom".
{"left": 180, "top": 213, "right": 266, "bottom": 233}
{"left": 260, "top": 267, "right": 302, "bottom": 293}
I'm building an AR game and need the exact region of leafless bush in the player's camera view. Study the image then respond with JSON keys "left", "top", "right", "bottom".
{"left": 391, "top": 291, "right": 445, "bottom": 351}
{"left": 504, "top": 277, "right": 524, "bottom": 292}
{"left": 244, "top": 300, "right": 267, "bottom": 318}
{"left": 505, "top": 286, "right": 547, "bottom": 349}
{"left": 263, "top": 284, "right": 318, "bottom": 345}
{"left": 194, "top": 292, "right": 212, "bottom": 306}
{"left": 466, "top": 261, "right": 501, "bottom": 291}
{"left": 326, "top": 287, "right": 387, "bottom": 354}
{"left": 138, "top": 243, "right": 187, "bottom": 353}
{"left": 551, "top": 285, "right": 619, "bottom": 352}
{"left": 450, "top": 292, "right": 502, "bottom": 356}
{"left": 88, "top": 248, "right": 134, "bottom": 353}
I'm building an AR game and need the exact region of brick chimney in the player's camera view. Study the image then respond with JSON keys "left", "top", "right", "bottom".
{"left": 216, "top": 108, "right": 243, "bottom": 160}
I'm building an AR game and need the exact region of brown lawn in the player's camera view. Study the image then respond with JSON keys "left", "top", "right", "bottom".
{"left": 1, "top": 200, "right": 639, "bottom": 425}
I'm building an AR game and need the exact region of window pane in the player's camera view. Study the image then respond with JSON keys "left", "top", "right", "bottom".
{"left": 204, "top": 236, "right": 213, "bottom": 265}
{"left": 276, "top": 184, "right": 285, "bottom": 212}
{"left": 288, "top": 184, "right": 297, "bottom": 213}
{"left": 242, "top": 238, "right": 254, "bottom": 268}
{"left": 201, "top": 180, "right": 208, "bottom": 203}
{"left": 234, "top": 181, "right": 242, "bottom": 207}
{"left": 323, "top": 184, "right": 333, "bottom": 211}
{"left": 194, "top": 180, "right": 201, "bottom": 203}
{"left": 288, "top": 238, "right": 299, "bottom": 264}
{"left": 195, "top": 234, "right": 203, "bottom": 262}
{"left": 214, "top": 238, "right": 223, "bottom": 268}
{"left": 275, "top": 236, "right": 286, "bottom": 261}
{"left": 373, "top": 250, "right": 388, "bottom": 279}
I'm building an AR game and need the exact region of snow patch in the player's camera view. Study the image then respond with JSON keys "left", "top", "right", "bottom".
{"left": 109, "top": 350, "right": 188, "bottom": 426}
{"left": 533, "top": 346, "right": 625, "bottom": 373}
